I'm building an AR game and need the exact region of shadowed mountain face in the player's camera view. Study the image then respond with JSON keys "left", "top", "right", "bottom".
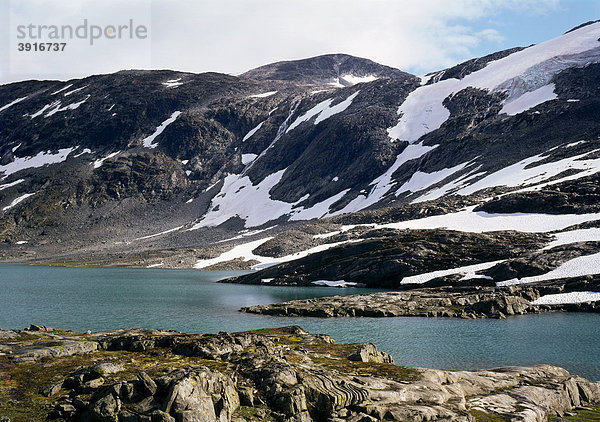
{"left": 1, "top": 23, "right": 600, "bottom": 266}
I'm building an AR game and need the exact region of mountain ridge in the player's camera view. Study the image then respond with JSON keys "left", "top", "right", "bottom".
{"left": 1, "top": 22, "right": 600, "bottom": 277}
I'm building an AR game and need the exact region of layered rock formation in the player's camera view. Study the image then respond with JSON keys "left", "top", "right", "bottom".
{"left": 0, "top": 326, "right": 599, "bottom": 421}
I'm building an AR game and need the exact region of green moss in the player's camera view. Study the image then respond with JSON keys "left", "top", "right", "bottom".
{"left": 469, "top": 409, "right": 510, "bottom": 422}
{"left": 307, "top": 354, "right": 421, "bottom": 382}
{"left": 557, "top": 404, "right": 600, "bottom": 421}
{"left": 233, "top": 406, "right": 276, "bottom": 421}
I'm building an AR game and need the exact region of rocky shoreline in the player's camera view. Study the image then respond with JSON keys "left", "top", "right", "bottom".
{"left": 242, "top": 277, "right": 600, "bottom": 319}
{"left": 0, "top": 325, "right": 599, "bottom": 422}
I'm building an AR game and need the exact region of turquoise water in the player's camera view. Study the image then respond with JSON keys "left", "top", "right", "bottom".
{"left": 1, "top": 264, "right": 599, "bottom": 380}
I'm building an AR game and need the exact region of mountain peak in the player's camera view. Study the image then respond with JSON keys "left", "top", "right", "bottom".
{"left": 241, "top": 54, "right": 412, "bottom": 87}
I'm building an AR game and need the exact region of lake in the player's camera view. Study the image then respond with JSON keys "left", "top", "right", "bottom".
{"left": 1, "top": 264, "right": 599, "bottom": 380}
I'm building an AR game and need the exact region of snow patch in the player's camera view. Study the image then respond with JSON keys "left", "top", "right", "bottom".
{"left": 134, "top": 225, "right": 184, "bottom": 241}
{"left": 93, "top": 151, "right": 120, "bottom": 169}
{"left": 73, "top": 148, "right": 92, "bottom": 158}
{"left": 190, "top": 170, "right": 290, "bottom": 229}
{"left": 287, "top": 91, "right": 359, "bottom": 133}
{"left": 565, "top": 140, "right": 586, "bottom": 148}
{"left": 0, "top": 147, "right": 77, "bottom": 180}
{"left": 412, "top": 169, "right": 485, "bottom": 203}
{"left": 45, "top": 95, "right": 90, "bottom": 117}
{"left": 531, "top": 291, "right": 600, "bottom": 305}
{"left": 400, "top": 260, "right": 502, "bottom": 284}
{"left": 498, "top": 252, "right": 600, "bottom": 286}
{"left": 162, "top": 78, "right": 183, "bottom": 88}
{"left": 194, "top": 238, "right": 273, "bottom": 269}
{"left": 241, "top": 154, "right": 257, "bottom": 165}
{"left": 359, "top": 206, "right": 600, "bottom": 234}
{"left": 0, "top": 179, "right": 25, "bottom": 191}
{"left": 330, "top": 143, "right": 437, "bottom": 215}
{"left": 290, "top": 189, "right": 350, "bottom": 221}
{"left": 194, "top": 236, "right": 360, "bottom": 270}
{"left": 242, "top": 121, "right": 264, "bottom": 142}
{"left": 51, "top": 84, "right": 73, "bottom": 95}
{"left": 249, "top": 91, "right": 277, "bottom": 98}
{"left": 500, "top": 84, "right": 557, "bottom": 115}
{"left": 339, "top": 74, "right": 378, "bottom": 85}
{"left": 458, "top": 149, "right": 600, "bottom": 196}
{"left": 0, "top": 96, "right": 28, "bottom": 112}
{"left": 64, "top": 86, "right": 87, "bottom": 96}
{"left": 387, "top": 22, "right": 600, "bottom": 142}
{"left": 30, "top": 101, "right": 60, "bottom": 119}
{"left": 3, "top": 192, "right": 36, "bottom": 211}
{"left": 397, "top": 161, "right": 471, "bottom": 196}
{"left": 142, "top": 111, "right": 181, "bottom": 148}
{"left": 312, "top": 280, "right": 358, "bottom": 287}
{"left": 313, "top": 231, "right": 342, "bottom": 239}
{"left": 544, "top": 228, "right": 600, "bottom": 249}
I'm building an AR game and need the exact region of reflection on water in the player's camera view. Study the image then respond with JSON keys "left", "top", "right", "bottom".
{"left": 1, "top": 264, "right": 599, "bottom": 380}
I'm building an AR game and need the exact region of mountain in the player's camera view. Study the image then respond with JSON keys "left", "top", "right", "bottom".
{"left": 1, "top": 21, "right": 600, "bottom": 296}
{"left": 241, "top": 53, "right": 411, "bottom": 86}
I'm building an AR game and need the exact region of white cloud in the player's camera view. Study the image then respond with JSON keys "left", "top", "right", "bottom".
{"left": 0, "top": 0, "right": 562, "bottom": 85}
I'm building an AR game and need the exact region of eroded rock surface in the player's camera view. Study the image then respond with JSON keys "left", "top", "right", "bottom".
{"left": 0, "top": 326, "right": 599, "bottom": 421}
{"left": 243, "top": 275, "right": 600, "bottom": 319}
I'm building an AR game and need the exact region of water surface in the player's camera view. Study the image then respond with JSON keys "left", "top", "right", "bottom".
{"left": 1, "top": 264, "right": 598, "bottom": 380}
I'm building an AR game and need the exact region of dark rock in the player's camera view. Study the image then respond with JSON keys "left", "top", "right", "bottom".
{"left": 88, "top": 392, "right": 121, "bottom": 421}
{"left": 224, "top": 229, "right": 549, "bottom": 288}
{"left": 39, "top": 381, "right": 64, "bottom": 397}
{"left": 137, "top": 371, "right": 157, "bottom": 396}
{"left": 26, "top": 324, "right": 54, "bottom": 332}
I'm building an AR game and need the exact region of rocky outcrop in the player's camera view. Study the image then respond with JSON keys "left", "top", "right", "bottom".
{"left": 223, "top": 229, "right": 550, "bottom": 288}
{"left": 1, "top": 326, "right": 600, "bottom": 421}
{"left": 1, "top": 326, "right": 599, "bottom": 421}
{"left": 475, "top": 173, "right": 600, "bottom": 215}
{"left": 242, "top": 275, "right": 600, "bottom": 319}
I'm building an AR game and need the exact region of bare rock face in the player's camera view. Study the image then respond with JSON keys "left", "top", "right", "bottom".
{"left": 1, "top": 326, "right": 599, "bottom": 421}
{"left": 242, "top": 274, "right": 600, "bottom": 319}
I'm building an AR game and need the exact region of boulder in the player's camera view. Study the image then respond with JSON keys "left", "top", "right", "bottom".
{"left": 348, "top": 343, "right": 394, "bottom": 364}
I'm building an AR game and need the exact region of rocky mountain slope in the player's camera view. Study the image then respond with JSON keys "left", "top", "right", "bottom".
{"left": 1, "top": 22, "right": 600, "bottom": 304}
{"left": 1, "top": 325, "right": 599, "bottom": 422}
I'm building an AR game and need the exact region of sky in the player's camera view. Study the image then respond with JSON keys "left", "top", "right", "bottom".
{"left": 1, "top": 0, "right": 599, "bottom": 85}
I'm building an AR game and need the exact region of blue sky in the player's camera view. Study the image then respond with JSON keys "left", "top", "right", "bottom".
{"left": 462, "top": 1, "right": 600, "bottom": 71}
{"left": 1, "top": 0, "right": 599, "bottom": 84}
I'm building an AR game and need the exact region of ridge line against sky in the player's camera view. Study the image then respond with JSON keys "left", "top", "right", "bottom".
{"left": 0, "top": 0, "right": 599, "bottom": 85}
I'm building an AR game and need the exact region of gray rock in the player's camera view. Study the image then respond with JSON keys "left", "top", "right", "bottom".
{"left": 91, "top": 363, "right": 125, "bottom": 377}
{"left": 348, "top": 343, "right": 394, "bottom": 364}
{"left": 0, "top": 329, "right": 18, "bottom": 340}
{"left": 8, "top": 339, "right": 99, "bottom": 364}
{"left": 39, "top": 381, "right": 63, "bottom": 397}
{"left": 88, "top": 393, "right": 121, "bottom": 421}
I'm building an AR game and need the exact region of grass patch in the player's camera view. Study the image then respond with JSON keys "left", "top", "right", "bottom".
{"left": 557, "top": 404, "right": 600, "bottom": 421}
{"left": 233, "top": 406, "right": 276, "bottom": 421}
{"left": 469, "top": 409, "right": 509, "bottom": 422}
